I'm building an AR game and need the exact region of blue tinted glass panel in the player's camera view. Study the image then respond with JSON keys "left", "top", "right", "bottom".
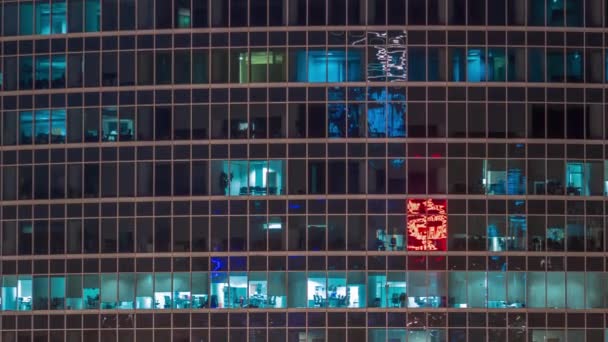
{"left": 51, "top": 55, "right": 66, "bottom": 88}
{"left": 368, "top": 104, "right": 386, "bottom": 137}
{"left": 20, "top": 56, "right": 34, "bottom": 90}
{"left": 299, "top": 50, "right": 364, "bottom": 83}
{"left": 35, "top": 56, "right": 50, "bottom": 89}
{"left": 387, "top": 102, "right": 406, "bottom": 137}
{"left": 51, "top": 1, "right": 67, "bottom": 33}
{"left": 34, "top": 110, "right": 51, "bottom": 144}
{"left": 20, "top": 112, "right": 34, "bottom": 144}
{"left": 20, "top": 2, "right": 34, "bottom": 35}
{"left": 547, "top": 0, "right": 565, "bottom": 26}
{"left": 528, "top": 48, "right": 545, "bottom": 82}
{"left": 347, "top": 103, "right": 365, "bottom": 137}
{"left": 34, "top": 0, "right": 67, "bottom": 34}
{"left": 84, "top": 0, "right": 100, "bottom": 32}
{"left": 35, "top": 1, "right": 52, "bottom": 34}
{"left": 547, "top": 50, "right": 564, "bottom": 82}
{"left": 528, "top": 0, "right": 545, "bottom": 25}
{"left": 566, "top": 162, "right": 584, "bottom": 195}
{"left": 566, "top": 50, "right": 583, "bottom": 82}
{"left": 347, "top": 49, "right": 364, "bottom": 81}
{"left": 51, "top": 109, "right": 66, "bottom": 143}
{"left": 467, "top": 48, "right": 486, "bottom": 82}
{"left": 408, "top": 47, "right": 426, "bottom": 81}
{"left": 307, "top": 50, "right": 328, "bottom": 82}
{"left": 487, "top": 48, "right": 506, "bottom": 82}
{"left": 448, "top": 48, "right": 465, "bottom": 82}
{"left": 507, "top": 167, "right": 525, "bottom": 195}
{"left": 328, "top": 103, "right": 346, "bottom": 138}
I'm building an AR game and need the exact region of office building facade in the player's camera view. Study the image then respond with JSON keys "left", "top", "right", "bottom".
{"left": 1, "top": 0, "right": 608, "bottom": 341}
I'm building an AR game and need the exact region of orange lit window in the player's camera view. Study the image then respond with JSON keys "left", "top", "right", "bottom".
{"left": 407, "top": 199, "right": 447, "bottom": 251}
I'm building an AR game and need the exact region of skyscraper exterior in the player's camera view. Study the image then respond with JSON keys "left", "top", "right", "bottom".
{"left": 1, "top": 1, "right": 608, "bottom": 341}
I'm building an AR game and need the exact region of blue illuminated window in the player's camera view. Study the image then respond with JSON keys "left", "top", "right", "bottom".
{"left": 296, "top": 49, "right": 363, "bottom": 82}
{"left": 19, "top": 56, "right": 34, "bottom": 90}
{"left": 51, "top": 55, "right": 66, "bottom": 88}
{"left": 328, "top": 103, "right": 346, "bottom": 138}
{"left": 347, "top": 104, "right": 365, "bottom": 137}
{"left": 35, "top": 56, "right": 50, "bottom": 89}
{"left": 18, "top": 109, "right": 65, "bottom": 144}
{"left": 367, "top": 103, "right": 386, "bottom": 137}
{"left": 566, "top": 162, "right": 584, "bottom": 195}
{"left": 528, "top": 48, "right": 545, "bottom": 82}
{"left": 387, "top": 102, "right": 406, "bottom": 137}
{"left": 506, "top": 167, "right": 525, "bottom": 195}
{"left": 51, "top": 109, "right": 66, "bottom": 143}
{"left": 448, "top": 48, "right": 465, "bottom": 82}
{"left": 34, "top": 110, "right": 51, "bottom": 144}
{"left": 508, "top": 215, "right": 527, "bottom": 251}
{"left": 467, "top": 48, "right": 486, "bottom": 82}
{"left": 366, "top": 89, "right": 406, "bottom": 138}
{"left": 20, "top": 111, "right": 34, "bottom": 144}
{"left": 84, "top": 0, "right": 101, "bottom": 32}
{"left": 35, "top": 0, "right": 67, "bottom": 35}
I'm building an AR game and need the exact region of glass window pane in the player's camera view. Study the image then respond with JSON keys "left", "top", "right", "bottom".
{"left": 135, "top": 273, "right": 153, "bottom": 309}
{"left": 137, "top": 0, "right": 154, "bottom": 29}
{"left": 68, "top": 0, "right": 84, "bottom": 32}
{"left": 84, "top": 0, "right": 100, "bottom": 32}
{"left": 120, "top": 0, "right": 136, "bottom": 30}
{"left": 20, "top": 2, "right": 35, "bottom": 35}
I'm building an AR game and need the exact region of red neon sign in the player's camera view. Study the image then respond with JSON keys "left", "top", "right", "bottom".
{"left": 407, "top": 199, "right": 447, "bottom": 251}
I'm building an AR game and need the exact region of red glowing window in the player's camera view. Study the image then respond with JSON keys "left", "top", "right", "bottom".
{"left": 407, "top": 199, "right": 447, "bottom": 251}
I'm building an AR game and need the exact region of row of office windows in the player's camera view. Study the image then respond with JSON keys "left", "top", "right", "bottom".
{"left": 1, "top": 103, "right": 607, "bottom": 145}
{"left": 2, "top": 0, "right": 608, "bottom": 36}
{"left": 0, "top": 271, "right": 606, "bottom": 312}
{"left": 0, "top": 197, "right": 606, "bottom": 216}
{"left": 1, "top": 329, "right": 607, "bottom": 342}
{"left": 0, "top": 311, "right": 546, "bottom": 330}
{"left": 0, "top": 30, "right": 605, "bottom": 54}
{"left": 2, "top": 48, "right": 608, "bottom": 91}
{"left": 2, "top": 86, "right": 605, "bottom": 108}
{"left": 2, "top": 142, "right": 608, "bottom": 163}
{"left": 3, "top": 159, "right": 608, "bottom": 200}
{"left": 2, "top": 255, "right": 605, "bottom": 273}
{"left": 0, "top": 213, "right": 605, "bottom": 254}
